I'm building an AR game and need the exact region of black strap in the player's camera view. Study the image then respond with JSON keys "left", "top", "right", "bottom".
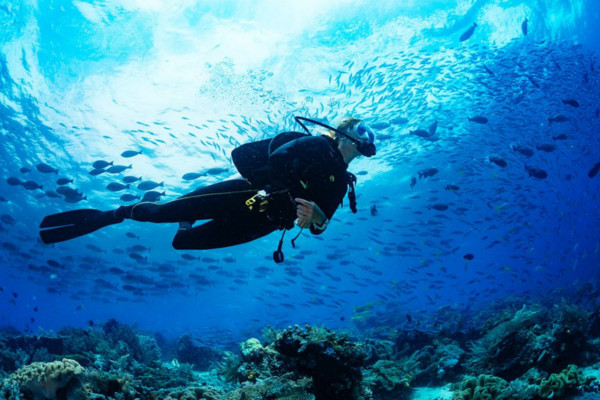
{"left": 347, "top": 172, "right": 357, "bottom": 214}
{"left": 295, "top": 116, "right": 361, "bottom": 147}
{"left": 291, "top": 228, "right": 303, "bottom": 247}
{"left": 273, "top": 229, "right": 286, "bottom": 263}
{"left": 272, "top": 227, "right": 304, "bottom": 264}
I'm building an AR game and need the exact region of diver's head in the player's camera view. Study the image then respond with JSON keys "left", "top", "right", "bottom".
{"left": 335, "top": 117, "right": 376, "bottom": 158}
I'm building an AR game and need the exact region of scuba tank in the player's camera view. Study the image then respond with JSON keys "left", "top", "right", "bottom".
{"left": 231, "top": 131, "right": 308, "bottom": 188}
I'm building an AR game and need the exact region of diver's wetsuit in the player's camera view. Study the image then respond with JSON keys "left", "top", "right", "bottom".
{"left": 127, "top": 134, "right": 350, "bottom": 249}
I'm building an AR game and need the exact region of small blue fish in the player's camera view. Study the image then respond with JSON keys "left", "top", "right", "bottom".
{"left": 128, "top": 244, "right": 149, "bottom": 252}
{"left": 6, "top": 177, "right": 22, "bottom": 186}
{"left": 36, "top": 163, "right": 58, "bottom": 174}
{"left": 489, "top": 157, "right": 507, "bottom": 168}
{"left": 123, "top": 176, "right": 142, "bottom": 183}
{"left": 107, "top": 164, "right": 132, "bottom": 174}
{"left": 512, "top": 145, "right": 534, "bottom": 157}
{"left": 536, "top": 144, "right": 556, "bottom": 152}
{"left": 205, "top": 167, "right": 228, "bottom": 176}
{"left": 137, "top": 181, "right": 163, "bottom": 191}
{"left": 525, "top": 165, "right": 547, "bottom": 179}
{"left": 548, "top": 114, "right": 568, "bottom": 123}
{"left": 141, "top": 191, "right": 165, "bottom": 202}
{"left": 418, "top": 168, "right": 439, "bottom": 178}
{"left": 430, "top": 203, "right": 449, "bottom": 211}
{"left": 468, "top": 116, "right": 488, "bottom": 124}
{"left": 56, "top": 178, "right": 73, "bottom": 185}
{"left": 106, "top": 182, "right": 129, "bottom": 192}
{"left": 92, "top": 160, "right": 113, "bottom": 169}
{"left": 56, "top": 186, "right": 80, "bottom": 197}
{"left": 460, "top": 23, "right": 477, "bottom": 42}
{"left": 121, "top": 150, "right": 142, "bottom": 158}
{"left": 561, "top": 99, "right": 579, "bottom": 108}
{"left": 120, "top": 194, "right": 141, "bottom": 202}
{"left": 22, "top": 181, "right": 43, "bottom": 190}
{"left": 182, "top": 172, "right": 203, "bottom": 181}
{"left": 89, "top": 168, "right": 106, "bottom": 176}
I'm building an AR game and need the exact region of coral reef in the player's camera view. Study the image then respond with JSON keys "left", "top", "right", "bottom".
{"left": 452, "top": 362, "right": 592, "bottom": 399}
{"left": 221, "top": 373, "right": 313, "bottom": 400}
{"left": 240, "top": 338, "right": 264, "bottom": 361}
{"left": 465, "top": 302, "right": 596, "bottom": 381}
{"left": 175, "top": 334, "right": 221, "bottom": 370}
{"left": 538, "top": 364, "right": 582, "bottom": 398}
{"left": 452, "top": 374, "right": 508, "bottom": 400}
{"left": 362, "top": 358, "right": 416, "bottom": 400}
{"left": 162, "top": 385, "right": 222, "bottom": 400}
{"left": 1, "top": 299, "right": 600, "bottom": 400}
{"left": 273, "top": 325, "right": 366, "bottom": 400}
{"left": 9, "top": 358, "right": 85, "bottom": 400}
{"left": 362, "top": 339, "right": 396, "bottom": 365}
{"left": 217, "top": 337, "right": 283, "bottom": 384}
{"left": 84, "top": 369, "right": 131, "bottom": 398}
{"left": 99, "top": 318, "right": 162, "bottom": 365}
{"left": 217, "top": 326, "right": 366, "bottom": 399}
{"left": 412, "top": 339, "right": 465, "bottom": 384}
{"left": 0, "top": 378, "right": 24, "bottom": 400}
{"left": 467, "top": 304, "right": 545, "bottom": 379}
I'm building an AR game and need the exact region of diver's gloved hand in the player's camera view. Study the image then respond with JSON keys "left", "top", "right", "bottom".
{"left": 294, "top": 198, "right": 326, "bottom": 229}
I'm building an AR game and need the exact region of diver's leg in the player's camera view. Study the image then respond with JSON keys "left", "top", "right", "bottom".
{"left": 119, "top": 179, "right": 257, "bottom": 223}
{"left": 172, "top": 213, "right": 277, "bottom": 250}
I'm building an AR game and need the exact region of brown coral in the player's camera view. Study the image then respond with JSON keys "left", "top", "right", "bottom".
{"left": 10, "top": 358, "right": 85, "bottom": 400}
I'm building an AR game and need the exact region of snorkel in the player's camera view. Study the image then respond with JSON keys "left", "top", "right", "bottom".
{"left": 294, "top": 116, "right": 377, "bottom": 157}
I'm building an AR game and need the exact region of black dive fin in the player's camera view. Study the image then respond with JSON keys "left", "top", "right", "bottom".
{"left": 40, "top": 209, "right": 104, "bottom": 229}
{"left": 39, "top": 209, "right": 121, "bottom": 244}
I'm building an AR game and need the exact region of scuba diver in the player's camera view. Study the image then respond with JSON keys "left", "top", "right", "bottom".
{"left": 39, "top": 116, "right": 376, "bottom": 262}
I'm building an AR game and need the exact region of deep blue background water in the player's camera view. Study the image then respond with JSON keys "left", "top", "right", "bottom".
{"left": 0, "top": 0, "right": 599, "bottom": 344}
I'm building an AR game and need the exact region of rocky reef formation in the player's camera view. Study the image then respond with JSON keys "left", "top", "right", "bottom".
{"left": 1, "top": 298, "right": 600, "bottom": 399}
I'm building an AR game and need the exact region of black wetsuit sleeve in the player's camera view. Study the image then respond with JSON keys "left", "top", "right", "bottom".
{"left": 304, "top": 168, "right": 347, "bottom": 235}
{"left": 269, "top": 136, "right": 348, "bottom": 234}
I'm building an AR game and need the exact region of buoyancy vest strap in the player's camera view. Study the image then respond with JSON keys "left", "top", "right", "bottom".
{"left": 347, "top": 172, "right": 357, "bottom": 214}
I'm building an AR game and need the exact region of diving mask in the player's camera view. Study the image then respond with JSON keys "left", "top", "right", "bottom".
{"left": 351, "top": 121, "right": 375, "bottom": 144}
{"left": 348, "top": 121, "right": 376, "bottom": 157}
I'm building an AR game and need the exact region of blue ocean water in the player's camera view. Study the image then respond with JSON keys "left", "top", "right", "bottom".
{"left": 0, "top": 0, "right": 599, "bottom": 354}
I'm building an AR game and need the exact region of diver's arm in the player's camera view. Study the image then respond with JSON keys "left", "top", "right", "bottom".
{"left": 294, "top": 198, "right": 328, "bottom": 232}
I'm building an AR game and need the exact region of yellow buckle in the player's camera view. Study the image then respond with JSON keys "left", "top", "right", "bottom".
{"left": 246, "top": 194, "right": 268, "bottom": 212}
{"left": 258, "top": 198, "right": 268, "bottom": 212}
{"left": 245, "top": 196, "right": 257, "bottom": 208}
